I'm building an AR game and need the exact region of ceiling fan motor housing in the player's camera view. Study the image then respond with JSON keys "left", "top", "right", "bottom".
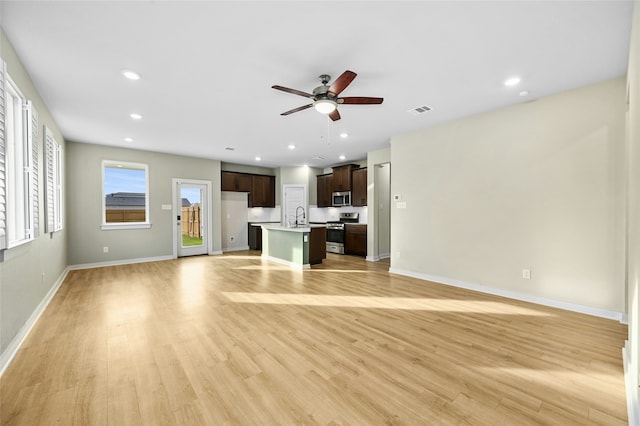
{"left": 313, "top": 84, "right": 331, "bottom": 99}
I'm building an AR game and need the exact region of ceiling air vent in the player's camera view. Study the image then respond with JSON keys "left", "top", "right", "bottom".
{"left": 407, "top": 105, "right": 432, "bottom": 116}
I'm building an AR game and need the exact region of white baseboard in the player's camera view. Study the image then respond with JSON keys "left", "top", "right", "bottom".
{"left": 367, "top": 253, "right": 391, "bottom": 262}
{"left": 623, "top": 341, "right": 639, "bottom": 426}
{"left": 209, "top": 250, "right": 223, "bottom": 255}
{"left": 222, "top": 245, "right": 250, "bottom": 253}
{"left": 69, "top": 255, "right": 174, "bottom": 270}
{"left": 0, "top": 267, "right": 69, "bottom": 376}
{"left": 388, "top": 267, "right": 625, "bottom": 322}
{"left": 261, "top": 254, "right": 309, "bottom": 270}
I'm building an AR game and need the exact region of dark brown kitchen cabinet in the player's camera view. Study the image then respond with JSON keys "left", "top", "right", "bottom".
{"left": 316, "top": 173, "right": 333, "bottom": 207}
{"left": 345, "top": 224, "right": 367, "bottom": 257}
{"left": 221, "top": 171, "right": 275, "bottom": 208}
{"left": 221, "top": 171, "right": 252, "bottom": 192}
{"left": 309, "top": 226, "right": 327, "bottom": 265}
{"left": 351, "top": 167, "right": 367, "bottom": 206}
{"left": 331, "top": 164, "right": 358, "bottom": 192}
{"left": 249, "top": 175, "right": 275, "bottom": 207}
{"left": 248, "top": 224, "right": 262, "bottom": 251}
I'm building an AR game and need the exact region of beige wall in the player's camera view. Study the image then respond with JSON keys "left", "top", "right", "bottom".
{"left": 390, "top": 78, "right": 626, "bottom": 314}
{"left": 367, "top": 147, "right": 391, "bottom": 260}
{"left": 221, "top": 191, "right": 249, "bottom": 251}
{"left": 0, "top": 31, "right": 67, "bottom": 354}
{"left": 66, "top": 142, "right": 222, "bottom": 265}
{"left": 625, "top": 1, "right": 640, "bottom": 420}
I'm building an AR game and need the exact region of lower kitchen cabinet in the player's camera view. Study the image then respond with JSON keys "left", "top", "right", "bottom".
{"left": 309, "top": 226, "right": 327, "bottom": 265}
{"left": 345, "top": 224, "right": 367, "bottom": 257}
{"left": 248, "top": 224, "right": 262, "bottom": 251}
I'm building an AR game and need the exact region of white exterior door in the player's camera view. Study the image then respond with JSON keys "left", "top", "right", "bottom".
{"left": 175, "top": 180, "right": 209, "bottom": 257}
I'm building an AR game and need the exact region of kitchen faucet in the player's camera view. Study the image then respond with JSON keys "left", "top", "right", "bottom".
{"left": 295, "top": 206, "right": 306, "bottom": 226}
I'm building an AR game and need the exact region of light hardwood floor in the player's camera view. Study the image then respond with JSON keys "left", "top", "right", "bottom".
{"left": 0, "top": 252, "right": 628, "bottom": 425}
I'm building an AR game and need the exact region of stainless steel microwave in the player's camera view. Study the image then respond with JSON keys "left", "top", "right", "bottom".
{"left": 332, "top": 191, "right": 351, "bottom": 207}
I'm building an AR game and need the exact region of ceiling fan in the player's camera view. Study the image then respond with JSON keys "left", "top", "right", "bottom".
{"left": 272, "top": 70, "right": 383, "bottom": 121}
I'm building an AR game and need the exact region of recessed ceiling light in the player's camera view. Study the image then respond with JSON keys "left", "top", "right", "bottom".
{"left": 340, "top": 133, "right": 348, "bottom": 139}
{"left": 130, "top": 113, "right": 142, "bottom": 120}
{"left": 339, "top": 155, "right": 346, "bottom": 161}
{"left": 288, "top": 144, "right": 296, "bottom": 150}
{"left": 121, "top": 70, "right": 141, "bottom": 80}
{"left": 124, "top": 137, "right": 133, "bottom": 142}
{"left": 519, "top": 90, "right": 530, "bottom": 97}
{"left": 255, "top": 156, "right": 261, "bottom": 161}
{"left": 504, "top": 77, "right": 521, "bottom": 87}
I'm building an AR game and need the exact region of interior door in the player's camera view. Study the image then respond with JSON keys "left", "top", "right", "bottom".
{"left": 177, "top": 182, "right": 208, "bottom": 257}
{"left": 283, "top": 184, "right": 307, "bottom": 226}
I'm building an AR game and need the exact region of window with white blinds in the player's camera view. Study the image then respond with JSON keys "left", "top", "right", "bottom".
{"left": 45, "top": 126, "right": 63, "bottom": 233}
{"left": 0, "top": 58, "right": 40, "bottom": 249}
{"left": 0, "top": 61, "right": 6, "bottom": 249}
{"left": 29, "top": 101, "right": 39, "bottom": 237}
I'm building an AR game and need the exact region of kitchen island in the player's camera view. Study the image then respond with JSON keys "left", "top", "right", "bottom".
{"left": 261, "top": 224, "right": 326, "bottom": 269}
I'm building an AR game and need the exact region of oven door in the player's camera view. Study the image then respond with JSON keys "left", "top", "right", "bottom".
{"left": 326, "top": 228, "right": 345, "bottom": 244}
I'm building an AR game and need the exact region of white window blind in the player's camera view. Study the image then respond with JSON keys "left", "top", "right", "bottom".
{"left": 0, "top": 58, "right": 40, "bottom": 250}
{"left": 28, "top": 101, "right": 39, "bottom": 237}
{"left": 45, "top": 126, "right": 62, "bottom": 233}
{"left": 0, "top": 59, "right": 6, "bottom": 249}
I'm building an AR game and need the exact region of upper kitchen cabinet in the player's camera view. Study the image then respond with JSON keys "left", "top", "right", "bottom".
{"left": 351, "top": 167, "right": 367, "bottom": 206}
{"left": 332, "top": 164, "right": 359, "bottom": 192}
{"left": 221, "top": 171, "right": 275, "bottom": 208}
{"left": 316, "top": 173, "right": 333, "bottom": 208}
{"left": 250, "top": 174, "right": 276, "bottom": 208}
{"left": 221, "top": 171, "right": 252, "bottom": 192}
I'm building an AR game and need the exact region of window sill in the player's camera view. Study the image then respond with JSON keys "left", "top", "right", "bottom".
{"left": 101, "top": 223, "right": 151, "bottom": 231}
{"left": 2, "top": 238, "right": 34, "bottom": 262}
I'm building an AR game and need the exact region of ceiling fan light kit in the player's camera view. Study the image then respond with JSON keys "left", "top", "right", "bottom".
{"left": 313, "top": 99, "right": 337, "bottom": 114}
{"left": 272, "top": 70, "right": 383, "bottom": 121}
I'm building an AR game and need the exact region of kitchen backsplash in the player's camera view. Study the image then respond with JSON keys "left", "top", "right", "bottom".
{"left": 247, "top": 205, "right": 367, "bottom": 224}
{"left": 247, "top": 206, "right": 281, "bottom": 222}
{"left": 309, "top": 205, "right": 367, "bottom": 224}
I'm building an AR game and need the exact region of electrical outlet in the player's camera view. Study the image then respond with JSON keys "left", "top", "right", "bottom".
{"left": 522, "top": 269, "right": 531, "bottom": 279}
{"left": 103, "top": 246, "right": 109, "bottom": 253}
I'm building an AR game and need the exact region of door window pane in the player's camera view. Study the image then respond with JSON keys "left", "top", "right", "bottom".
{"left": 181, "top": 187, "right": 203, "bottom": 247}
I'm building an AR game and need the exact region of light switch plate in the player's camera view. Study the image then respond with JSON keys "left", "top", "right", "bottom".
{"left": 161, "top": 204, "right": 172, "bottom": 210}
{"left": 396, "top": 202, "right": 407, "bottom": 209}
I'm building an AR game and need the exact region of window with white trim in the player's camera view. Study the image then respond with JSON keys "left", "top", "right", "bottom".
{"left": 1, "top": 63, "right": 38, "bottom": 249}
{"left": 102, "top": 160, "right": 150, "bottom": 230}
{"left": 45, "top": 126, "right": 63, "bottom": 232}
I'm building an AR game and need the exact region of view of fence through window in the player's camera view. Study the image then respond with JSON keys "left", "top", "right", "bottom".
{"left": 181, "top": 187, "right": 202, "bottom": 247}
{"left": 104, "top": 164, "right": 147, "bottom": 223}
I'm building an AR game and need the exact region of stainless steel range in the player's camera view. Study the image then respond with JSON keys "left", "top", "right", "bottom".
{"left": 326, "top": 212, "right": 359, "bottom": 254}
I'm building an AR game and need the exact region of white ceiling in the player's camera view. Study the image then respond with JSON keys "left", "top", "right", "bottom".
{"left": 1, "top": 1, "right": 633, "bottom": 169}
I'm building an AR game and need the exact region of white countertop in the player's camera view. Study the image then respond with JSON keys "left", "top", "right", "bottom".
{"left": 261, "top": 224, "right": 325, "bottom": 232}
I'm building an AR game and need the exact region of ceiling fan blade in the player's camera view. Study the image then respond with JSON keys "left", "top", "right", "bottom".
{"left": 281, "top": 104, "right": 313, "bottom": 116}
{"left": 339, "top": 97, "right": 384, "bottom": 105}
{"left": 328, "top": 70, "right": 357, "bottom": 96}
{"left": 272, "top": 85, "right": 314, "bottom": 99}
{"left": 329, "top": 109, "right": 341, "bottom": 121}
